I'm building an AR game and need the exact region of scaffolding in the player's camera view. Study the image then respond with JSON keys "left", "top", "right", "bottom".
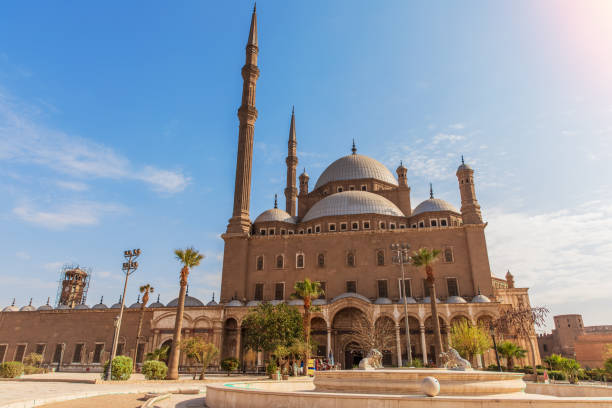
{"left": 54, "top": 264, "right": 92, "bottom": 308}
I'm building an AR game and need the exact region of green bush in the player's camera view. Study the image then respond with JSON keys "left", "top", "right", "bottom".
{"left": 266, "top": 361, "right": 277, "bottom": 376}
{"left": 23, "top": 353, "right": 43, "bottom": 367}
{"left": 101, "top": 356, "right": 133, "bottom": 380}
{"left": 23, "top": 365, "right": 47, "bottom": 374}
{"left": 408, "top": 358, "right": 424, "bottom": 368}
{"left": 221, "top": 357, "right": 240, "bottom": 376}
{"left": 547, "top": 370, "right": 566, "bottom": 381}
{"left": 0, "top": 361, "right": 25, "bottom": 378}
{"left": 141, "top": 360, "right": 167, "bottom": 380}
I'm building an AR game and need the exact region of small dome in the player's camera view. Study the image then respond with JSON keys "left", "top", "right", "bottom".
{"left": 110, "top": 300, "right": 122, "bottom": 309}
{"left": 56, "top": 304, "right": 70, "bottom": 310}
{"left": 75, "top": 303, "right": 90, "bottom": 310}
{"left": 206, "top": 300, "right": 219, "bottom": 306}
{"left": 312, "top": 298, "right": 327, "bottom": 306}
{"left": 149, "top": 301, "right": 164, "bottom": 308}
{"left": 246, "top": 300, "right": 261, "bottom": 307}
{"left": 287, "top": 299, "right": 304, "bottom": 306}
{"left": 422, "top": 296, "right": 441, "bottom": 304}
{"left": 315, "top": 154, "right": 398, "bottom": 190}
{"left": 254, "top": 208, "right": 297, "bottom": 224}
{"left": 129, "top": 302, "right": 142, "bottom": 309}
{"left": 92, "top": 302, "right": 108, "bottom": 310}
{"left": 3, "top": 305, "right": 18, "bottom": 312}
{"left": 472, "top": 294, "right": 491, "bottom": 303}
{"left": 167, "top": 296, "right": 204, "bottom": 307}
{"left": 331, "top": 292, "right": 372, "bottom": 304}
{"left": 412, "top": 198, "right": 459, "bottom": 216}
{"left": 446, "top": 296, "right": 467, "bottom": 304}
{"left": 38, "top": 304, "right": 54, "bottom": 311}
{"left": 226, "top": 299, "right": 244, "bottom": 307}
{"left": 457, "top": 163, "right": 473, "bottom": 172}
{"left": 374, "top": 297, "right": 392, "bottom": 305}
{"left": 20, "top": 304, "right": 35, "bottom": 312}
{"left": 302, "top": 191, "right": 405, "bottom": 222}
{"left": 269, "top": 300, "right": 284, "bottom": 306}
{"left": 396, "top": 297, "right": 417, "bottom": 304}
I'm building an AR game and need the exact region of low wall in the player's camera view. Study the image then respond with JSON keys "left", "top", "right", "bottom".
{"left": 526, "top": 383, "right": 612, "bottom": 398}
{"left": 206, "top": 381, "right": 612, "bottom": 408}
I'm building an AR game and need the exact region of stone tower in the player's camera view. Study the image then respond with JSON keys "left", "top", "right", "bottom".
{"left": 395, "top": 161, "right": 412, "bottom": 216}
{"left": 456, "top": 156, "right": 483, "bottom": 224}
{"left": 284, "top": 107, "right": 298, "bottom": 216}
{"left": 57, "top": 266, "right": 90, "bottom": 308}
{"left": 227, "top": 5, "right": 259, "bottom": 234}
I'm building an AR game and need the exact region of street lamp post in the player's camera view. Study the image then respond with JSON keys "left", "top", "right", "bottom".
{"left": 489, "top": 324, "right": 502, "bottom": 372}
{"left": 105, "top": 249, "right": 140, "bottom": 381}
{"left": 391, "top": 243, "right": 412, "bottom": 366}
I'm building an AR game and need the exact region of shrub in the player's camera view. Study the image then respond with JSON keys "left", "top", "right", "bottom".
{"left": 101, "top": 356, "right": 133, "bottom": 381}
{"left": 221, "top": 357, "right": 240, "bottom": 376}
{"left": 141, "top": 360, "right": 167, "bottom": 380}
{"left": 23, "top": 353, "right": 43, "bottom": 367}
{"left": 548, "top": 370, "right": 566, "bottom": 381}
{"left": 23, "top": 365, "right": 47, "bottom": 375}
{"left": 266, "top": 360, "right": 277, "bottom": 376}
{"left": 0, "top": 361, "right": 25, "bottom": 378}
{"left": 409, "top": 358, "right": 424, "bottom": 368}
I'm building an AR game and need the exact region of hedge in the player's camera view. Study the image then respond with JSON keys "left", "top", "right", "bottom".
{"left": 101, "top": 356, "right": 133, "bottom": 380}
{"left": 0, "top": 361, "right": 24, "bottom": 378}
{"left": 142, "top": 360, "right": 167, "bottom": 380}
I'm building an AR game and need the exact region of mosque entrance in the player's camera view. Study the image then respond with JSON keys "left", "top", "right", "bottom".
{"left": 344, "top": 342, "right": 363, "bottom": 369}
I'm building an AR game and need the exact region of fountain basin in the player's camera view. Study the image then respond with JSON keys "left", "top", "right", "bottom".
{"left": 314, "top": 369, "right": 526, "bottom": 396}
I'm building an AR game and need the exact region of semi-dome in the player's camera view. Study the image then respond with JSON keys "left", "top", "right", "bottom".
{"left": 254, "top": 208, "right": 297, "bottom": 224}
{"left": 374, "top": 297, "right": 392, "bottom": 305}
{"left": 3, "top": 305, "right": 18, "bottom": 312}
{"left": 446, "top": 296, "right": 467, "bottom": 304}
{"left": 422, "top": 296, "right": 441, "bottom": 304}
{"left": 92, "top": 302, "right": 108, "bottom": 310}
{"left": 75, "top": 303, "right": 90, "bottom": 310}
{"left": 302, "top": 191, "right": 405, "bottom": 222}
{"left": 413, "top": 198, "right": 458, "bottom": 216}
{"left": 314, "top": 153, "right": 398, "bottom": 190}
{"left": 167, "top": 296, "right": 204, "bottom": 307}
{"left": 396, "top": 297, "right": 417, "bottom": 304}
{"left": 226, "top": 299, "right": 244, "bottom": 307}
{"left": 129, "top": 301, "right": 142, "bottom": 309}
{"left": 20, "top": 304, "right": 36, "bottom": 312}
{"left": 472, "top": 294, "right": 491, "bottom": 303}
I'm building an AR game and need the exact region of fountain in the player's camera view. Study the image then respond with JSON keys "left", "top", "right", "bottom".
{"left": 206, "top": 349, "right": 612, "bottom": 408}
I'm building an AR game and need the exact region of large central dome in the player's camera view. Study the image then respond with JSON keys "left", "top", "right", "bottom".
{"left": 302, "top": 191, "right": 405, "bottom": 222}
{"left": 314, "top": 154, "right": 398, "bottom": 190}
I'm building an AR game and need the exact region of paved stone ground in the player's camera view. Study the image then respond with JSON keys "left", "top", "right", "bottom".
{"left": 0, "top": 373, "right": 263, "bottom": 408}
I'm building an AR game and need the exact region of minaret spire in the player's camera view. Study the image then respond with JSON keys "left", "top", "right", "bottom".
{"left": 352, "top": 139, "right": 357, "bottom": 154}
{"left": 227, "top": 6, "right": 260, "bottom": 233}
{"left": 274, "top": 194, "right": 278, "bottom": 209}
{"left": 284, "top": 106, "right": 298, "bottom": 216}
{"left": 429, "top": 183, "right": 434, "bottom": 199}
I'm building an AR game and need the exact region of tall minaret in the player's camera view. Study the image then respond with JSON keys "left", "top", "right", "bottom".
{"left": 456, "top": 156, "right": 483, "bottom": 224}
{"left": 284, "top": 107, "right": 298, "bottom": 216}
{"left": 227, "top": 5, "right": 260, "bottom": 234}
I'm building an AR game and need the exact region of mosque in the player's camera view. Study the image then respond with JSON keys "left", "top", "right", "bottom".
{"left": 0, "top": 7, "right": 540, "bottom": 372}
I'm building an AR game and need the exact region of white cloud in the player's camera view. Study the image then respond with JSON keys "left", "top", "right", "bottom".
{"left": 0, "top": 92, "right": 190, "bottom": 194}
{"left": 55, "top": 180, "right": 89, "bottom": 191}
{"left": 43, "top": 261, "right": 64, "bottom": 271}
{"left": 485, "top": 200, "right": 612, "bottom": 309}
{"left": 15, "top": 251, "right": 31, "bottom": 260}
{"left": 432, "top": 133, "right": 465, "bottom": 144}
{"left": 449, "top": 123, "right": 465, "bottom": 130}
{"left": 13, "top": 201, "right": 126, "bottom": 229}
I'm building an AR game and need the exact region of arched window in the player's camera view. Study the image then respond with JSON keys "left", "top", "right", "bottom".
{"left": 276, "top": 255, "right": 284, "bottom": 268}
{"left": 377, "top": 250, "right": 385, "bottom": 266}
{"left": 347, "top": 252, "right": 355, "bottom": 267}
{"left": 317, "top": 253, "right": 325, "bottom": 267}
{"left": 296, "top": 254, "right": 304, "bottom": 268}
{"left": 256, "top": 256, "right": 264, "bottom": 271}
{"left": 444, "top": 248, "right": 453, "bottom": 263}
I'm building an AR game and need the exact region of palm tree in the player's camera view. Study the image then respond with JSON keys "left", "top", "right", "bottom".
{"left": 411, "top": 247, "right": 443, "bottom": 366}
{"left": 166, "top": 247, "right": 204, "bottom": 380}
{"left": 134, "top": 284, "right": 154, "bottom": 370}
{"left": 496, "top": 341, "right": 527, "bottom": 371}
{"left": 292, "top": 279, "right": 324, "bottom": 373}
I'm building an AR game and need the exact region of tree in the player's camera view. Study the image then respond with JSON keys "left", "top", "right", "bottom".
{"left": 492, "top": 305, "right": 548, "bottom": 375}
{"left": 604, "top": 357, "right": 612, "bottom": 375}
{"left": 242, "top": 303, "right": 303, "bottom": 354}
{"left": 411, "top": 247, "right": 443, "bottom": 365}
{"left": 166, "top": 247, "right": 204, "bottom": 380}
{"left": 181, "top": 337, "right": 219, "bottom": 380}
{"left": 559, "top": 357, "right": 581, "bottom": 384}
{"left": 346, "top": 316, "right": 396, "bottom": 360}
{"left": 450, "top": 320, "right": 492, "bottom": 363}
{"left": 134, "top": 283, "right": 154, "bottom": 369}
{"left": 496, "top": 341, "right": 527, "bottom": 371}
{"left": 221, "top": 357, "right": 240, "bottom": 376}
{"left": 292, "top": 278, "right": 324, "bottom": 371}
{"left": 145, "top": 345, "right": 169, "bottom": 362}
{"left": 543, "top": 354, "right": 564, "bottom": 371}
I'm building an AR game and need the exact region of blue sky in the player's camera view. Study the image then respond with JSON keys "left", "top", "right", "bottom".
{"left": 1, "top": 1, "right": 611, "bottom": 330}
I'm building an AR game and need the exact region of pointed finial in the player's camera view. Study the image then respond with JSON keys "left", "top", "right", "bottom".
{"left": 29, "top": 298, "right": 32, "bottom": 306}
{"left": 429, "top": 183, "right": 434, "bottom": 199}
{"left": 157, "top": 294, "right": 160, "bottom": 303}
{"left": 351, "top": 139, "right": 357, "bottom": 154}
{"left": 289, "top": 107, "right": 296, "bottom": 142}
{"left": 119, "top": 295, "right": 122, "bottom": 302}
{"left": 186, "top": 285, "right": 189, "bottom": 296}
{"left": 292, "top": 105, "right": 294, "bottom": 115}
{"left": 400, "top": 160, "right": 403, "bottom": 166}
{"left": 461, "top": 155, "right": 465, "bottom": 165}
{"left": 47, "top": 297, "right": 51, "bottom": 305}
{"left": 212, "top": 292, "right": 215, "bottom": 301}
{"left": 137, "top": 294, "right": 140, "bottom": 303}
{"left": 477, "top": 286, "right": 481, "bottom": 295}
{"left": 247, "top": 2, "right": 258, "bottom": 47}
{"left": 253, "top": 2, "right": 256, "bottom": 12}
{"left": 11, "top": 298, "right": 15, "bottom": 306}
{"left": 274, "top": 194, "right": 278, "bottom": 209}
{"left": 99, "top": 296, "right": 103, "bottom": 304}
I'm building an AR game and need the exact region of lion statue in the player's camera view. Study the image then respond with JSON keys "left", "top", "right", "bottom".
{"left": 439, "top": 348, "right": 472, "bottom": 371}
{"left": 358, "top": 349, "right": 383, "bottom": 370}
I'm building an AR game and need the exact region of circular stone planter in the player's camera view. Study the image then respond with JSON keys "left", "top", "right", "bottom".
{"left": 313, "top": 369, "right": 526, "bottom": 396}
